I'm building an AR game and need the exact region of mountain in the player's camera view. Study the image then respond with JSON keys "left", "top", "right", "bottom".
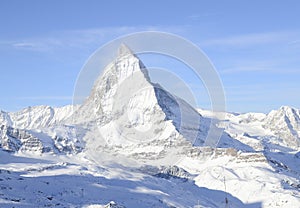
{"left": 0, "top": 105, "right": 82, "bottom": 154}
{"left": 0, "top": 45, "right": 300, "bottom": 207}
{"left": 71, "top": 44, "right": 210, "bottom": 162}
{"left": 0, "top": 105, "right": 75, "bottom": 130}
{"left": 0, "top": 44, "right": 211, "bottom": 160}
{"left": 222, "top": 106, "right": 300, "bottom": 149}
{"left": 263, "top": 106, "right": 300, "bottom": 147}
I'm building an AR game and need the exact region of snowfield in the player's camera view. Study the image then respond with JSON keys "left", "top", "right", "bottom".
{"left": 0, "top": 45, "right": 300, "bottom": 207}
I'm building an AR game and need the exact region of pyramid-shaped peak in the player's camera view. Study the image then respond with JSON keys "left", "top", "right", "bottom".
{"left": 118, "top": 43, "right": 135, "bottom": 57}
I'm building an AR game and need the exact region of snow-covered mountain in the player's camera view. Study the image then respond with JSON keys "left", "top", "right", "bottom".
{"left": 0, "top": 105, "right": 75, "bottom": 130}
{"left": 264, "top": 106, "right": 300, "bottom": 147}
{"left": 0, "top": 105, "right": 81, "bottom": 154}
{"left": 68, "top": 44, "right": 215, "bottom": 165}
{"left": 0, "top": 45, "right": 300, "bottom": 208}
{"left": 73, "top": 44, "right": 206, "bottom": 147}
{"left": 219, "top": 106, "right": 300, "bottom": 150}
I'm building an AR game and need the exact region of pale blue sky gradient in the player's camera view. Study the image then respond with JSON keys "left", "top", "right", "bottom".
{"left": 0, "top": 0, "right": 300, "bottom": 113}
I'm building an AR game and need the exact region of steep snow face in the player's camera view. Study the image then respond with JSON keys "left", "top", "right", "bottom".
{"left": 0, "top": 111, "right": 12, "bottom": 126}
{"left": 154, "top": 86, "right": 208, "bottom": 146}
{"left": 74, "top": 45, "right": 205, "bottom": 150}
{"left": 263, "top": 106, "right": 300, "bottom": 148}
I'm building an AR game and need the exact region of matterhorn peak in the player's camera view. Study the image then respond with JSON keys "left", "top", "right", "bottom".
{"left": 72, "top": 43, "right": 206, "bottom": 150}
{"left": 118, "top": 43, "right": 135, "bottom": 57}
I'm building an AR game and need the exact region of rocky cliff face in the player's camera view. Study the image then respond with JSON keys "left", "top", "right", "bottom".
{"left": 0, "top": 124, "right": 83, "bottom": 154}
{"left": 0, "top": 125, "right": 44, "bottom": 153}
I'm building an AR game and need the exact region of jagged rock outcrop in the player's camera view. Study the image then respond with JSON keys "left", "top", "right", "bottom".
{"left": 0, "top": 124, "right": 83, "bottom": 154}
{"left": 0, "top": 125, "right": 44, "bottom": 152}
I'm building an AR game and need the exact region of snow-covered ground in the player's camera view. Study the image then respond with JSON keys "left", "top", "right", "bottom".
{"left": 1, "top": 137, "right": 299, "bottom": 207}
{"left": 0, "top": 150, "right": 261, "bottom": 208}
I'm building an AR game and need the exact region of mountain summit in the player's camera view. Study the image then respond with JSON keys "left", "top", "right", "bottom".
{"left": 73, "top": 44, "right": 207, "bottom": 155}
{"left": 118, "top": 43, "right": 134, "bottom": 57}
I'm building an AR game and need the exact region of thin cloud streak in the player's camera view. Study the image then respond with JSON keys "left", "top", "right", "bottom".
{"left": 221, "top": 66, "right": 300, "bottom": 74}
{"left": 202, "top": 31, "right": 300, "bottom": 47}
{"left": 219, "top": 59, "right": 300, "bottom": 74}
{"left": 4, "top": 26, "right": 185, "bottom": 52}
{"left": 16, "top": 96, "right": 73, "bottom": 100}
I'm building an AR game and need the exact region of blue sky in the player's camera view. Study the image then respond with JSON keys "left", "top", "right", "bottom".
{"left": 0, "top": 0, "right": 300, "bottom": 113}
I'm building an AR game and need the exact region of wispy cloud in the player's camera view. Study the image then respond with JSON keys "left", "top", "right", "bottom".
{"left": 4, "top": 26, "right": 184, "bottom": 52}
{"left": 13, "top": 42, "right": 43, "bottom": 49}
{"left": 187, "top": 13, "right": 220, "bottom": 21}
{"left": 202, "top": 31, "right": 300, "bottom": 47}
{"left": 221, "top": 66, "right": 272, "bottom": 74}
{"left": 16, "top": 96, "right": 73, "bottom": 100}
{"left": 219, "top": 57, "right": 300, "bottom": 74}
{"left": 288, "top": 40, "right": 300, "bottom": 45}
{"left": 221, "top": 67, "right": 300, "bottom": 74}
